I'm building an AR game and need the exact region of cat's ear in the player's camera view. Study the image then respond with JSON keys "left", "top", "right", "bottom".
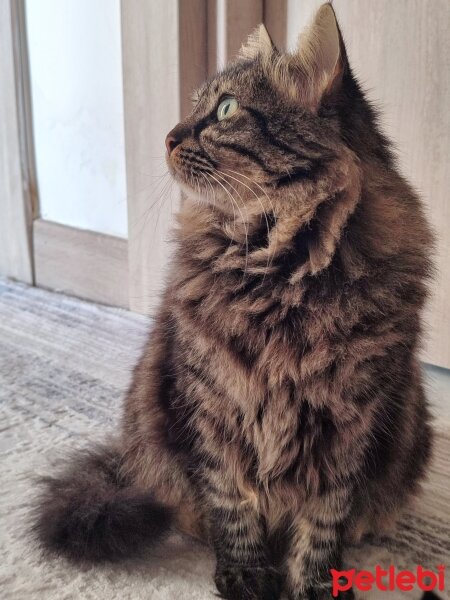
{"left": 292, "top": 3, "right": 345, "bottom": 108}
{"left": 238, "top": 24, "right": 276, "bottom": 61}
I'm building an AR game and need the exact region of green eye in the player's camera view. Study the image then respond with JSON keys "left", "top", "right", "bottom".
{"left": 217, "top": 97, "right": 239, "bottom": 121}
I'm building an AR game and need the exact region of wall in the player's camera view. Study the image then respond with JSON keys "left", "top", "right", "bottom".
{"left": 26, "top": 0, "right": 127, "bottom": 238}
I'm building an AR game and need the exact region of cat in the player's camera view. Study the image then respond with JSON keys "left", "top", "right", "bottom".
{"left": 34, "top": 4, "right": 435, "bottom": 599}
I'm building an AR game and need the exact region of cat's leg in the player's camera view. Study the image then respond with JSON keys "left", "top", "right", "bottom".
{"left": 204, "top": 471, "right": 282, "bottom": 600}
{"left": 285, "top": 490, "right": 354, "bottom": 600}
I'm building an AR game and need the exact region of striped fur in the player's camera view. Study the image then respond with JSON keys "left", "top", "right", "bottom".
{"left": 35, "top": 5, "right": 434, "bottom": 599}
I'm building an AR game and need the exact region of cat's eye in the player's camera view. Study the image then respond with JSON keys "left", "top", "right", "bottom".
{"left": 217, "top": 97, "right": 239, "bottom": 121}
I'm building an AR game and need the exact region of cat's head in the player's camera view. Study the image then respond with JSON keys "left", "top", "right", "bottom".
{"left": 166, "top": 3, "right": 388, "bottom": 212}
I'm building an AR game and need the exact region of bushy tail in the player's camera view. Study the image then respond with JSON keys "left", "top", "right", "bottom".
{"left": 33, "top": 445, "right": 173, "bottom": 563}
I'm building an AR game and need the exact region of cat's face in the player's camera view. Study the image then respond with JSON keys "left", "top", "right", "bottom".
{"left": 166, "top": 5, "right": 345, "bottom": 211}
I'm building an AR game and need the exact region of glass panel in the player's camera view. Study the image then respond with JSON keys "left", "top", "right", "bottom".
{"left": 26, "top": 0, "right": 127, "bottom": 238}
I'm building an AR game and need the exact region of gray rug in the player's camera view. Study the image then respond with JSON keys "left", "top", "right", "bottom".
{"left": 0, "top": 279, "right": 448, "bottom": 599}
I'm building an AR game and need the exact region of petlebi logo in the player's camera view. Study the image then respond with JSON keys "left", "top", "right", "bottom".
{"left": 330, "top": 565, "right": 446, "bottom": 596}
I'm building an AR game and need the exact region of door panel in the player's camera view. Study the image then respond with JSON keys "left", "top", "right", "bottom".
{"left": 121, "top": 0, "right": 208, "bottom": 314}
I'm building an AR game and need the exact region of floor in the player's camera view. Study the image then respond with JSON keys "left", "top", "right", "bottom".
{"left": 0, "top": 279, "right": 449, "bottom": 600}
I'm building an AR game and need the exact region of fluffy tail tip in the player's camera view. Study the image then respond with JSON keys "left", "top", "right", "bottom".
{"left": 32, "top": 446, "right": 173, "bottom": 563}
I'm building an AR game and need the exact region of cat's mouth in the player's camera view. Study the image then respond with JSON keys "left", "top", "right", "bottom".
{"left": 168, "top": 147, "right": 213, "bottom": 184}
{"left": 166, "top": 146, "right": 235, "bottom": 204}
{"left": 167, "top": 146, "right": 274, "bottom": 211}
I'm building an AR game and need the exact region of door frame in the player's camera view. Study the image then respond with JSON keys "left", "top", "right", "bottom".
{"left": 0, "top": 0, "right": 34, "bottom": 284}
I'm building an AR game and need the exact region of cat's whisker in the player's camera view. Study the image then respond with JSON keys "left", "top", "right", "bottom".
{"left": 222, "top": 168, "right": 277, "bottom": 235}
{"left": 200, "top": 172, "right": 218, "bottom": 209}
{"left": 221, "top": 168, "right": 279, "bottom": 274}
{"left": 129, "top": 171, "right": 170, "bottom": 229}
{"left": 212, "top": 170, "right": 252, "bottom": 269}
{"left": 131, "top": 174, "right": 173, "bottom": 242}
{"left": 151, "top": 176, "right": 174, "bottom": 238}
{"left": 202, "top": 172, "right": 240, "bottom": 257}
{"left": 218, "top": 169, "right": 274, "bottom": 281}
{"left": 207, "top": 171, "right": 250, "bottom": 275}
{"left": 203, "top": 171, "right": 241, "bottom": 259}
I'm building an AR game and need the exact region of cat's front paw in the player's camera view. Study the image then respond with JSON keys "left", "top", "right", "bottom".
{"left": 289, "top": 585, "right": 355, "bottom": 600}
{"left": 214, "top": 563, "right": 282, "bottom": 600}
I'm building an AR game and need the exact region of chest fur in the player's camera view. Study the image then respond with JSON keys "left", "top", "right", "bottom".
{"left": 170, "top": 242, "right": 360, "bottom": 492}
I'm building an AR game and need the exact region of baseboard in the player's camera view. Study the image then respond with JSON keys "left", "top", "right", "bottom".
{"left": 34, "top": 219, "right": 129, "bottom": 308}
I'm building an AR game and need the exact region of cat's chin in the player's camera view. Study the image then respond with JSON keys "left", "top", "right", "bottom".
{"left": 175, "top": 180, "right": 246, "bottom": 217}
{"left": 176, "top": 180, "right": 214, "bottom": 205}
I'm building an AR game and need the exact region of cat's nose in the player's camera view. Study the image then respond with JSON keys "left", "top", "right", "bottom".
{"left": 165, "top": 134, "right": 181, "bottom": 156}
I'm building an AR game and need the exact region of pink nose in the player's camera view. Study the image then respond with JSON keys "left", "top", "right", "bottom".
{"left": 165, "top": 134, "right": 180, "bottom": 156}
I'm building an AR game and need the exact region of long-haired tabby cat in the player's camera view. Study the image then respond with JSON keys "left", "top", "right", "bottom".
{"left": 35, "top": 4, "right": 434, "bottom": 599}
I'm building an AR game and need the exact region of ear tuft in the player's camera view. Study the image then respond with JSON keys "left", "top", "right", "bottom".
{"left": 293, "top": 3, "right": 342, "bottom": 106}
{"left": 238, "top": 24, "right": 275, "bottom": 61}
